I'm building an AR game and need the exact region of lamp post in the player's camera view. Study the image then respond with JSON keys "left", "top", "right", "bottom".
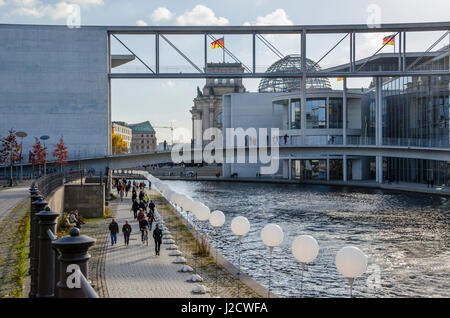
{"left": 209, "top": 210, "right": 225, "bottom": 297}
{"left": 335, "top": 246, "right": 368, "bottom": 298}
{"left": 40, "top": 135, "right": 49, "bottom": 176}
{"left": 16, "top": 131, "right": 27, "bottom": 182}
{"left": 261, "top": 223, "right": 284, "bottom": 298}
{"left": 230, "top": 216, "right": 250, "bottom": 297}
{"left": 291, "top": 235, "right": 319, "bottom": 297}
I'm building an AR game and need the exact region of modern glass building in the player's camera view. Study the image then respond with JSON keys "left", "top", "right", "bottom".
{"left": 222, "top": 50, "right": 450, "bottom": 187}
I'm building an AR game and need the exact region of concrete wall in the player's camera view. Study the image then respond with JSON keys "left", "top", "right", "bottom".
{"left": 47, "top": 185, "right": 65, "bottom": 213}
{"left": 64, "top": 184, "right": 105, "bottom": 218}
{"left": 0, "top": 25, "right": 109, "bottom": 160}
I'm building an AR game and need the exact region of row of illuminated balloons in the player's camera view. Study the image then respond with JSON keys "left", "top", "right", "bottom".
{"left": 146, "top": 173, "right": 368, "bottom": 281}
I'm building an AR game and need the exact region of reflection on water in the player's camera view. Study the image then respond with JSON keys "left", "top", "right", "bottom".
{"left": 162, "top": 180, "right": 449, "bottom": 298}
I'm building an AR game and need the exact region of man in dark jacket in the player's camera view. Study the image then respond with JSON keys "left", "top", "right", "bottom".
{"left": 149, "top": 200, "right": 155, "bottom": 214}
{"left": 131, "top": 200, "right": 139, "bottom": 219}
{"left": 153, "top": 224, "right": 163, "bottom": 256}
{"left": 108, "top": 219, "right": 120, "bottom": 246}
{"left": 122, "top": 220, "right": 132, "bottom": 246}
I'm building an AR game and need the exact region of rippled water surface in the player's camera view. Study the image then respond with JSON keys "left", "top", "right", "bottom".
{"left": 162, "top": 180, "right": 449, "bottom": 298}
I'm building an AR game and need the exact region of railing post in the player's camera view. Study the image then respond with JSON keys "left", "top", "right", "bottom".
{"left": 36, "top": 206, "right": 59, "bottom": 298}
{"left": 52, "top": 228, "right": 96, "bottom": 298}
{"left": 29, "top": 197, "right": 48, "bottom": 298}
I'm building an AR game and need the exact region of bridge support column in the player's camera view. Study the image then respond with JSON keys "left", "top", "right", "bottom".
{"left": 376, "top": 156, "right": 383, "bottom": 184}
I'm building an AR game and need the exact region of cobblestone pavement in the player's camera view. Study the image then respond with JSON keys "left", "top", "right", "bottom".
{"left": 104, "top": 196, "right": 209, "bottom": 298}
{"left": 0, "top": 187, "right": 28, "bottom": 222}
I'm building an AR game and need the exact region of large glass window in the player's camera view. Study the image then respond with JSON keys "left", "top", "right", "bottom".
{"left": 329, "top": 98, "right": 343, "bottom": 128}
{"left": 290, "top": 99, "right": 301, "bottom": 129}
{"left": 306, "top": 99, "right": 326, "bottom": 128}
{"left": 292, "top": 159, "right": 327, "bottom": 180}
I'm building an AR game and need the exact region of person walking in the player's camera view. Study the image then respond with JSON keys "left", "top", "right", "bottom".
{"left": 131, "top": 189, "right": 137, "bottom": 202}
{"left": 125, "top": 183, "right": 131, "bottom": 197}
{"left": 139, "top": 190, "right": 145, "bottom": 201}
{"left": 137, "top": 209, "right": 146, "bottom": 222}
{"left": 108, "top": 218, "right": 120, "bottom": 246}
{"left": 119, "top": 185, "right": 124, "bottom": 202}
{"left": 131, "top": 199, "right": 139, "bottom": 219}
{"left": 122, "top": 220, "right": 132, "bottom": 246}
{"left": 153, "top": 224, "right": 163, "bottom": 256}
{"left": 139, "top": 218, "right": 149, "bottom": 244}
{"left": 147, "top": 211, "right": 154, "bottom": 231}
{"left": 148, "top": 200, "right": 155, "bottom": 214}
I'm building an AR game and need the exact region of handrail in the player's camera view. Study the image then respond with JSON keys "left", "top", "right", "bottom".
{"left": 47, "top": 229, "right": 57, "bottom": 242}
{"left": 77, "top": 269, "right": 99, "bottom": 298}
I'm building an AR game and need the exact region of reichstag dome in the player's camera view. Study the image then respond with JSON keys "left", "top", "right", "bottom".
{"left": 258, "top": 54, "right": 331, "bottom": 92}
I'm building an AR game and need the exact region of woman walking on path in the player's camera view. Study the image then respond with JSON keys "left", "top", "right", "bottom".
{"left": 108, "top": 218, "right": 120, "bottom": 246}
{"left": 131, "top": 199, "right": 139, "bottom": 219}
{"left": 153, "top": 224, "right": 163, "bottom": 256}
{"left": 122, "top": 220, "right": 132, "bottom": 246}
{"left": 119, "top": 185, "right": 124, "bottom": 202}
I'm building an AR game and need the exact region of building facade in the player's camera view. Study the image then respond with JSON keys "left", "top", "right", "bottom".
{"left": 128, "top": 121, "right": 157, "bottom": 153}
{"left": 222, "top": 53, "right": 450, "bottom": 187}
{"left": 191, "top": 63, "right": 245, "bottom": 146}
{"left": 112, "top": 121, "right": 132, "bottom": 152}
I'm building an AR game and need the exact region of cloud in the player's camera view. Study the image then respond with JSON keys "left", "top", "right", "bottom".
{"left": 251, "top": 9, "right": 294, "bottom": 26}
{"left": 0, "top": 0, "right": 6, "bottom": 5}
{"left": 175, "top": 5, "right": 229, "bottom": 26}
{"left": 12, "top": 2, "right": 75, "bottom": 19}
{"left": 10, "top": 0, "right": 38, "bottom": 7}
{"left": 69, "top": 0, "right": 103, "bottom": 6}
{"left": 136, "top": 19, "right": 148, "bottom": 26}
{"left": 151, "top": 7, "right": 174, "bottom": 22}
{"left": 9, "top": 0, "right": 103, "bottom": 19}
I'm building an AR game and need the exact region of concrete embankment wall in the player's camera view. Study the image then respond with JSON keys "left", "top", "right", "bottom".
{"left": 64, "top": 184, "right": 105, "bottom": 218}
{"left": 158, "top": 176, "right": 450, "bottom": 198}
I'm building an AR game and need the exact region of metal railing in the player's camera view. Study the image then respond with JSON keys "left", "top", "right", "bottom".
{"left": 29, "top": 174, "right": 99, "bottom": 298}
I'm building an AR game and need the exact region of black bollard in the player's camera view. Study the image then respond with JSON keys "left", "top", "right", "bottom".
{"left": 36, "top": 206, "right": 59, "bottom": 298}
{"left": 29, "top": 197, "right": 48, "bottom": 298}
{"left": 52, "top": 228, "right": 96, "bottom": 298}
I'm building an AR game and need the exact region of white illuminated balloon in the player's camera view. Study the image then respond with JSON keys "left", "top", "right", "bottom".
{"left": 195, "top": 203, "right": 211, "bottom": 222}
{"left": 209, "top": 210, "right": 225, "bottom": 228}
{"left": 335, "top": 246, "right": 368, "bottom": 279}
{"left": 182, "top": 196, "right": 195, "bottom": 212}
{"left": 261, "top": 224, "right": 284, "bottom": 248}
{"left": 231, "top": 216, "right": 250, "bottom": 237}
{"left": 292, "top": 235, "right": 319, "bottom": 264}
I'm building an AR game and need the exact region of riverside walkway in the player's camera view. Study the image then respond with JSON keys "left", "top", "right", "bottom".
{"left": 104, "top": 193, "right": 208, "bottom": 298}
{"left": 0, "top": 186, "right": 29, "bottom": 222}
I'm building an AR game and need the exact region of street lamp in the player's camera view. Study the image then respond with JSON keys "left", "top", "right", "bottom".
{"left": 261, "top": 223, "right": 284, "bottom": 297}
{"left": 16, "top": 131, "right": 27, "bottom": 181}
{"left": 335, "top": 246, "right": 368, "bottom": 297}
{"left": 40, "top": 135, "right": 50, "bottom": 176}
{"left": 230, "top": 216, "right": 250, "bottom": 297}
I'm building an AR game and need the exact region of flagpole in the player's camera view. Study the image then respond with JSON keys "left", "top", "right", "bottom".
{"left": 223, "top": 36, "right": 225, "bottom": 63}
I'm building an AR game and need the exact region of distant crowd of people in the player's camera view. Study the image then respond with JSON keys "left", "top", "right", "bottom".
{"left": 108, "top": 178, "right": 163, "bottom": 256}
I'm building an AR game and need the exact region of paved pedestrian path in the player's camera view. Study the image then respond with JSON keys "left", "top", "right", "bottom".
{"left": 0, "top": 187, "right": 29, "bottom": 222}
{"left": 104, "top": 195, "right": 209, "bottom": 298}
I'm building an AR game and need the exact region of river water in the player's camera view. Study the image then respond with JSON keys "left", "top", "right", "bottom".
{"left": 162, "top": 180, "right": 449, "bottom": 298}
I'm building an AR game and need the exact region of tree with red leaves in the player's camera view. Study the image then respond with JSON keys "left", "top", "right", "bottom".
{"left": 1, "top": 129, "right": 22, "bottom": 180}
{"left": 30, "top": 137, "right": 47, "bottom": 176}
{"left": 53, "top": 135, "right": 69, "bottom": 172}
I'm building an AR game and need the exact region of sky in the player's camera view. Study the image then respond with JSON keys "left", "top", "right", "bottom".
{"left": 1, "top": 0, "right": 449, "bottom": 143}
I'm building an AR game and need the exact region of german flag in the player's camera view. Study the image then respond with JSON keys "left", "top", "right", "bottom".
{"left": 211, "top": 38, "right": 224, "bottom": 49}
{"left": 383, "top": 34, "right": 395, "bottom": 46}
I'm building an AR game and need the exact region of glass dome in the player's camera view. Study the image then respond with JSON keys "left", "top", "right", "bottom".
{"left": 258, "top": 54, "right": 331, "bottom": 92}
